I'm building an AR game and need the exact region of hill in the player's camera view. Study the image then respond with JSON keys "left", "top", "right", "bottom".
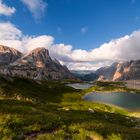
{"left": 0, "top": 77, "right": 139, "bottom": 139}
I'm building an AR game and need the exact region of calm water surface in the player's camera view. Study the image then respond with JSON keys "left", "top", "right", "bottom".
{"left": 84, "top": 92, "right": 140, "bottom": 110}
{"left": 67, "top": 83, "right": 93, "bottom": 89}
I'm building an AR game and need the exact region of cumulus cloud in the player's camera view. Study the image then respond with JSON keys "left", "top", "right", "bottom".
{"left": 0, "top": 0, "right": 16, "bottom": 16}
{"left": 0, "top": 22, "right": 22, "bottom": 40}
{"left": 66, "top": 62, "right": 102, "bottom": 70}
{"left": 90, "top": 31, "right": 140, "bottom": 61}
{"left": 23, "top": 35, "right": 54, "bottom": 52}
{"left": 0, "top": 22, "right": 53, "bottom": 52}
{"left": 21, "top": 0, "right": 47, "bottom": 19}
{"left": 0, "top": 22, "right": 140, "bottom": 70}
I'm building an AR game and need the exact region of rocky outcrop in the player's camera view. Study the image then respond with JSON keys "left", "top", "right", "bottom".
{"left": 0, "top": 45, "right": 22, "bottom": 65}
{"left": 97, "top": 75, "right": 106, "bottom": 81}
{"left": 113, "top": 60, "right": 140, "bottom": 81}
{"left": 95, "top": 60, "right": 140, "bottom": 81}
{"left": 0, "top": 45, "right": 75, "bottom": 80}
{"left": 95, "top": 63, "right": 118, "bottom": 80}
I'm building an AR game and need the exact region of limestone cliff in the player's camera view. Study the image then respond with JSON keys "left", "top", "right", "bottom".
{"left": 95, "top": 60, "right": 140, "bottom": 81}
{"left": 95, "top": 63, "right": 118, "bottom": 80}
{"left": 113, "top": 60, "right": 140, "bottom": 81}
{"left": 0, "top": 45, "right": 75, "bottom": 80}
{"left": 0, "top": 45, "right": 22, "bottom": 65}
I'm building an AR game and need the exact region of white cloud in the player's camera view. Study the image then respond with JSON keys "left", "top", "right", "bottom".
{"left": 23, "top": 35, "right": 54, "bottom": 52}
{"left": 0, "top": 22, "right": 22, "bottom": 40}
{"left": 65, "top": 61, "right": 112, "bottom": 70}
{"left": 0, "top": 0, "right": 16, "bottom": 16}
{"left": 49, "top": 44, "right": 73, "bottom": 62}
{"left": 66, "top": 62, "right": 101, "bottom": 70}
{"left": 21, "top": 0, "right": 47, "bottom": 19}
{"left": 81, "top": 26, "right": 88, "bottom": 33}
{"left": 0, "top": 22, "right": 140, "bottom": 70}
{"left": 0, "top": 22, "right": 53, "bottom": 52}
{"left": 90, "top": 31, "right": 140, "bottom": 61}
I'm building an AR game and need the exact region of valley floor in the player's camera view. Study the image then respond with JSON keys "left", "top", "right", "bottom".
{"left": 0, "top": 78, "right": 140, "bottom": 140}
{"left": 126, "top": 80, "right": 140, "bottom": 90}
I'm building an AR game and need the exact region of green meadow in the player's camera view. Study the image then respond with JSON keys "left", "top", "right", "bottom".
{"left": 0, "top": 77, "right": 140, "bottom": 140}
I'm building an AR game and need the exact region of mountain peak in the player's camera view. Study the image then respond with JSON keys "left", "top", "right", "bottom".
{"left": 0, "top": 45, "right": 22, "bottom": 54}
{"left": 0, "top": 45, "right": 75, "bottom": 80}
{"left": 0, "top": 45, "right": 22, "bottom": 65}
{"left": 24, "top": 47, "right": 51, "bottom": 65}
{"left": 29, "top": 47, "right": 49, "bottom": 56}
{"left": 0, "top": 45, "right": 9, "bottom": 51}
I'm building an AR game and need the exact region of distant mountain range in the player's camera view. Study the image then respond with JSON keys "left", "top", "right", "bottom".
{"left": 72, "top": 61, "right": 140, "bottom": 81}
{"left": 0, "top": 45, "right": 140, "bottom": 81}
{"left": 113, "top": 60, "right": 140, "bottom": 81}
{"left": 71, "top": 70, "right": 98, "bottom": 81}
{"left": 95, "top": 60, "right": 140, "bottom": 81}
{"left": 0, "top": 45, "right": 74, "bottom": 80}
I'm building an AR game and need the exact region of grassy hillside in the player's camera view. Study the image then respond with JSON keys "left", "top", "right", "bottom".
{"left": 0, "top": 77, "right": 140, "bottom": 140}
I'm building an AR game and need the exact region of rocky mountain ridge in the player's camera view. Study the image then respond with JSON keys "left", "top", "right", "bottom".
{"left": 95, "top": 62, "right": 118, "bottom": 80}
{"left": 71, "top": 60, "right": 140, "bottom": 81}
{"left": 0, "top": 45, "right": 22, "bottom": 65}
{"left": 0, "top": 45, "right": 74, "bottom": 80}
{"left": 113, "top": 60, "right": 140, "bottom": 81}
{"left": 96, "top": 60, "right": 140, "bottom": 81}
{"left": 0, "top": 45, "right": 140, "bottom": 81}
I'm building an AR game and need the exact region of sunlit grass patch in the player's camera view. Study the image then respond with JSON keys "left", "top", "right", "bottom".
{"left": 0, "top": 78, "right": 139, "bottom": 139}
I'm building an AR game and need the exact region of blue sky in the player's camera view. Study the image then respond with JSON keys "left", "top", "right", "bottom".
{"left": 2, "top": 0, "right": 140, "bottom": 50}
{"left": 0, "top": 0, "right": 140, "bottom": 70}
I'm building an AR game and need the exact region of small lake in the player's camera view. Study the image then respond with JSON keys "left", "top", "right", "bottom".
{"left": 67, "top": 83, "right": 93, "bottom": 89}
{"left": 84, "top": 92, "right": 140, "bottom": 110}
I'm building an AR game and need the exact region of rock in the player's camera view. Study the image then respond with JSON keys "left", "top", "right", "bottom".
{"left": 113, "top": 60, "right": 140, "bottom": 81}
{"left": 95, "top": 62, "right": 118, "bottom": 80}
{"left": 65, "top": 108, "right": 70, "bottom": 111}
{"left": 95, "top": 60, "right": 140, "bottom": 81}
{"left": 97, "top": 75, "right": 106, "bottom": 81}
{"left": 0, "top": 45, "right": 22, "bottom": 65}
{"left": 88, "top": 108, "right": 94, "bottom": 113}
{"left": 0, "top": 45, "right": 75, "bottom": 80}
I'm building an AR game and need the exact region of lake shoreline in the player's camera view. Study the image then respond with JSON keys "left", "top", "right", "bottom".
{"left": 84, "top": 92, "right": 140, "bottom": 111}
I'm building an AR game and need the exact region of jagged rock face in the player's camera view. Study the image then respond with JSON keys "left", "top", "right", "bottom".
{"left": 97, "top": 75, "right": 106, "bottom": 81}
{"left": 23, "top": 48, "right": 51, "bottom": 68}
{"left": 0, "top": 45, "right": 75, "bottom": 80}
{"left": 112, "top": 63, "right": 124, "bottom": 81}
{"left": 95, "top": 60, "right": 140, "bottom": 81}
{"left": 0, "top": 45, "right": 22, "bottom": 65}
{"left": 113, "top": 60, "right": 140, "bottom": 81}
{"left": 95, "top": 63, "right": 118, "bottom": 80}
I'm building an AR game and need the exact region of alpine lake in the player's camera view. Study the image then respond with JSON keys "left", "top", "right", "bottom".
{"left": 67, "top": 82, "right": 140, "bottom": 111}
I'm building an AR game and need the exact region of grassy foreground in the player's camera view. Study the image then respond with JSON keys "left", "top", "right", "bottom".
{"left": 0, "top": 77, "right": 140, "bottom": 140}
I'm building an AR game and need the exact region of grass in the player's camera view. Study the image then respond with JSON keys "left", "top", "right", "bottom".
{"left": 85, "top": 81, "right": 140, "bottom": 93}
{"left": 0, "top": 77, "right": 140, "bottom": 140}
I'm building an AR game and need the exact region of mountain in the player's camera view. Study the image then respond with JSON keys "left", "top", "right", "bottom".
{"left": 95, "top": 60, "right": 140, "bottom": 81}
{"left": 0, "top": 45, "right": 22, "bottom": 65}
{"left": 1, "top": 45, "right": 139, "bottom": 81}
{"left": 95, "top": 63, "right": 118, "bottom": 80}
{"left": 113, "top": 60, "right": 140, "bottom": 81}
{"left": 71, "top": 71, "right": 98, "bottom": 81}
{"left": 0, "top": 45, "right": 75, "bottom": 80}
{"left": 71, "top": 70, "right": 95, "bottom": 75}
{"left": 71, "top": 70, "right": 98, "bottom": 81}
